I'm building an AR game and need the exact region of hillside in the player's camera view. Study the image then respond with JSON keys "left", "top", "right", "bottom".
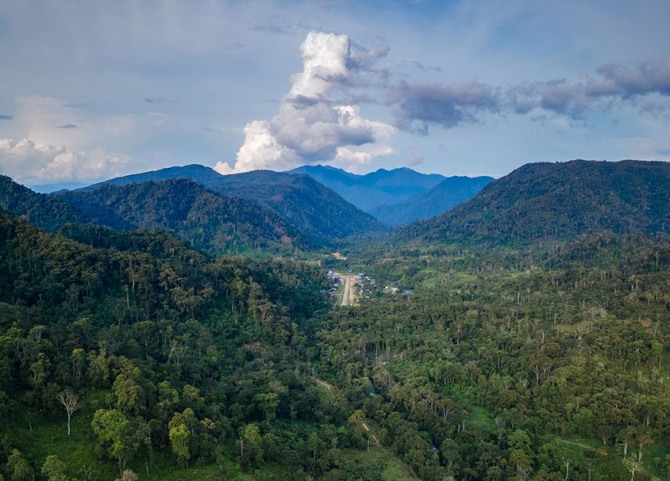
{"left": 0, "top": 175, "right": 86, "bottom": 231}
{"left": 369, "top": 175, "right": 494, "bottom": 226}
{"left": 55, "top": 178, "right": 310, "bottom": 255}
{"left": 2, "top": 159, "right": 670, "bottom": 481}
{"left": 401, "top": 160, "right": 670, "bottom": 245}
{"left": 290, "top": 164, "right": 446, "bottom": 212}
{"left": 0, "top": 208, "right": 354, "bottom": 480}
{"left": 84, "top": 165, "right": 387, "bottom": 245}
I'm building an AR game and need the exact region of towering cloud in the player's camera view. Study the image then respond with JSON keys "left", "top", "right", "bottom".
{"left": 215, "top": 32, "right": 395, "bottom": 174}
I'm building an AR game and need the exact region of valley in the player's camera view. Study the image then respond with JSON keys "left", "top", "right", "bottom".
{"left": 0, "top": 159, "right": 669, "bottom": 480}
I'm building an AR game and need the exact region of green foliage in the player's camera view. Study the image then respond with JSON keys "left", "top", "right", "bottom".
{"left": 3, "top": 161, "right": 670, "bottom": 481}
{"left": 0, "top": 176, "right": 85, "bottom": 232}
{"left": 398, "top": 160, "right": 670, "bottom": 246}
{"left": 40, "top": 455, "right": 68, "bottom": 481}
{"left": 7, "top": 449, "right": 34, "bottom": 481}
{"left": 55, "top": 178, "right": 312, "bottom": 256}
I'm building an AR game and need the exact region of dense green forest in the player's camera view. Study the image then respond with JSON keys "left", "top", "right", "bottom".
{"left": 55, "top": 179, "right": 311, "bottom": 256}
{"left": 321, "top": 234, "right": 670, "bottom": 480}
{"left": 83, "top": 165, "right": 389, "bottom": 245}
{"left": 400, "top": 160, "right": 670, "bottom": 245}
{"left": 1, "top": 160, "right": 670, "bottom": 480}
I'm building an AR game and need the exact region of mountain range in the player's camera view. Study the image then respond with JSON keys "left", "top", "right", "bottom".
{"left": 82, "top": 164, "right": 388, "bottom": 245}
{"left": 56, "top": 178, "right": 311, "bottom": 255}
{"left": 3, "top": 159, "right": 669, "bottom": 256}
{"left": 289, "top": 164, "right": 493, "bottom": 225}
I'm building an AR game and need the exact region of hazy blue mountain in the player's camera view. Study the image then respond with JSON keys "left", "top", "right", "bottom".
{"left": 400, "top": 160, "right": 670, "bottom": 245}
{"left": 289, "top": 165, "right": 446, "bottom": 212}
{"left": 29, "top": 181, "right": 92, "bottom": 193}
{"left": 81, "top": 164, "right": 387, "bottom": 245}
{"left": 369, "top": 175, "right": 494, "bottom": 226}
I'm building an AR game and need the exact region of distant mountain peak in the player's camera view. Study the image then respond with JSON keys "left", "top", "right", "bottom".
{"left": 288, "top": 164, "right": 489, "bottom": 223}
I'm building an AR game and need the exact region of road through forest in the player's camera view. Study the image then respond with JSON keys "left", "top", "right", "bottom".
{"left": 333, "top": 272, "right": 356, "bottom": 306}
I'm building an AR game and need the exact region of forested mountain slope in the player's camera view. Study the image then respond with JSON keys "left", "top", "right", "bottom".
{"left": 85, "top": 165, "right": 387, "bottom": 245}
{"left": 204, "top": 170, "right": 388, "bottom": 243}
{"left": 0, "top": 208, "right": 393, "bottom": 480}
{"left": 400, "top": 160, "right": 670, "bottom": 245}
{"left": 0, "top": 175, "right": 86, "bottom": 232}
{"left": 55, "top": 178, "right": 309, "bottom": 255}
{"left": 82, "top": 164, "right": 217, "bottom": 189}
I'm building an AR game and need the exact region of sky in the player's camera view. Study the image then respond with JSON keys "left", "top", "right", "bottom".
{"left": 1, "top": 0, "right": 670, "bottom": 188}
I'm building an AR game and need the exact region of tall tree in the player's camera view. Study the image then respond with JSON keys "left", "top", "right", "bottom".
{"left": 56, "top": 389, "right": 80, "bottom": 436}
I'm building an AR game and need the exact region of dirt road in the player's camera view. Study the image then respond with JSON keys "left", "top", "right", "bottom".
{"left": 333, "top": 272, "right": 356, "bottom": 306}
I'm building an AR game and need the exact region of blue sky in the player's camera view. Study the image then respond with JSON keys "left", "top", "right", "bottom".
{"left": 1, "top": 0, "right": 670, "bottom": 187}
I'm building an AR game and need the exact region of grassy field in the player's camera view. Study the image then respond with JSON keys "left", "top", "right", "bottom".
{"left": 339, "top": 447, "right": 420, "bottom": 481}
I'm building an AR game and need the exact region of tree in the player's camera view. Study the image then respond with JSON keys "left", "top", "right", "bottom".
{"left": 56, "top": 389, "right": 80, "bottom": 436}
{"left": 112, "top": 370, "right": 145, "bottom": 414}
{"left": 623, "top": 456, "right": 641, "bottom": 481}
{"left": 240, "top": 423, "right": 263, "bottom": 468}
{"left": 114, "top": 470, "right": 138, "bottom": 481}
{"left": 6, "top": 449, "right": 34, "bottom": 481}
{"left": 254, "top": 392, "right": 279, "bottom": 420}
{"left": 91, "top": 409, "right": 131, "bottom": 471}
{"left": 169, "top": 423, "right": 190, "bottom": 467}
{"left": 41, "top": 455, "right": 68, "bottom": 481}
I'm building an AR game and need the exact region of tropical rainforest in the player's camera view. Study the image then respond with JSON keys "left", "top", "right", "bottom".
{"left": 0, "top": 159, "right": 669, "bottom": 481}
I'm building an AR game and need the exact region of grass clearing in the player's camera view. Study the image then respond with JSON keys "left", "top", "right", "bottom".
{"left": 340, "top": 447, "right": 419, "bottom": 481}
{"left": 468, "top": 405, "right": 495, "bottom": 433}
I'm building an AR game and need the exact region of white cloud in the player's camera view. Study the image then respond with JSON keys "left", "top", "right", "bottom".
{"left": 215, "top": 120, "right": 297, "bottom": 174}
{"left": 0, "top": 138, "right": 129, "bottom": 184}
{"left": 0, "top": 95, "right": 211, "bottom": 184}
{"left": 216, "top": 31, "right": 396, "bottom": 175}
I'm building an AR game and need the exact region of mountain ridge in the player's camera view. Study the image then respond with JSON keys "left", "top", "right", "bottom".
{"left": 0, "top": 175, "right": 86, "bottom": 231}
{"left": 399, "top": 159, "right": 670, "bottom": 245}
{"left": 289, "top": 164, "right": 447, "bottom": 212}
{"left": 289, "top": 164, "right": 492, "bottom": 224}
{"left": 369, "top": 175, "right": 494, "bottom": 226}
{"left": 56, "top": 178, "right": 310, "bottom": 255}
{"left": 78, "top": 164, "right": 388, "bottom": 245}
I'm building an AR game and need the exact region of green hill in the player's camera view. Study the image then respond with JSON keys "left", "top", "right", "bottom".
{"left": 402, "top": 160, "right": 670, "bottom": 245}
{"left": 56, "top": 178, "right": 310, "bottom": 255}
{"left": 0, "top": 175, "right": 86, "bottom": 232}
{"left": 85, "top": 165, "right": 388, "bottom": 245}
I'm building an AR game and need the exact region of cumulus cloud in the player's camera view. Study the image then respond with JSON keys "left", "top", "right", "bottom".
{"left": 215, "top": 31, "right": 396, "bottom": 174}
{"left": 0, "top": 138, "right": 129, "bottom": 184}
{"left": 0, "top": 95, "right": 189, "bottom": 184}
